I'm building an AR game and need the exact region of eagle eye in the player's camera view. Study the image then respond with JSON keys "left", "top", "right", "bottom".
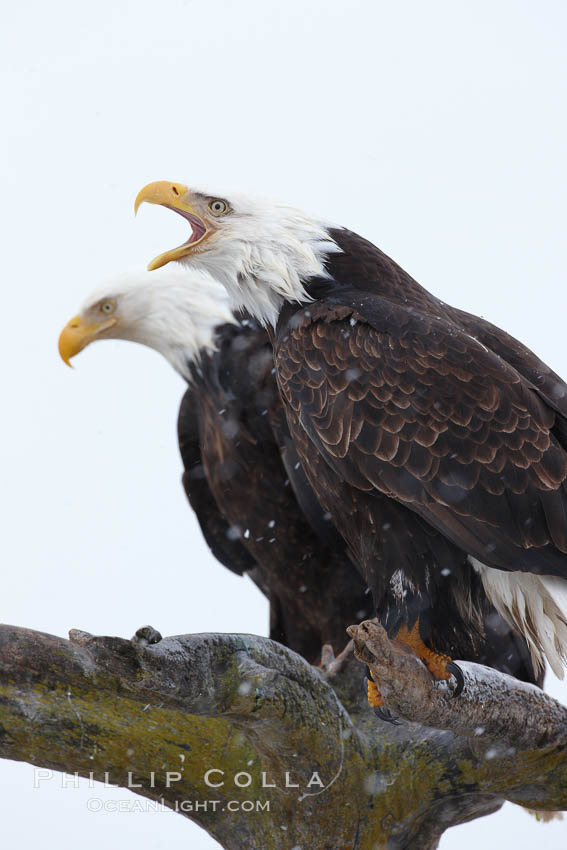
{"left": 208, "top": 199, "right": 229, "bottom": 216}
{"left": 100, "top": 300, "right": 116, "bottom": 315}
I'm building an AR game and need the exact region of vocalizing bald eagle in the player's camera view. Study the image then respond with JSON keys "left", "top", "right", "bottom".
{"left": 57, "top": 267, "right": 374, "bottom": 663}
{"left": 134, "top": 181, "right": 567, "bottom": 704}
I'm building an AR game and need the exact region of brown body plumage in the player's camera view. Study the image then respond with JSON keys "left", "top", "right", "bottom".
{"left": 180, "top": 317, "right": 541, "bottom": 682}
{"left": 178, "top": 318, "right": 374, "bottom": 663}
{"left": 273, "top": 229, "right": 567, "bottom": 673}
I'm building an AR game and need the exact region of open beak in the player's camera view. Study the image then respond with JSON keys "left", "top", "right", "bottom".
{"left": 58, "top": 315, "right": 117, "bottom": 367}
{"left": 134, "top": 180, "right": 209, "bottom": 271}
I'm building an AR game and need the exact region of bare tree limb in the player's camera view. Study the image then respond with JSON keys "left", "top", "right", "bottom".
{"left": 1, "top": 622, "right": 566, "bottom": 850}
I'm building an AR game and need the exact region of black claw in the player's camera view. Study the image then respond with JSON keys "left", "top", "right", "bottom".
{"left": 374, "top": 706, "right": 402, "bottom": 725}
{"left": 364, "top": 677, "right": 402, "bottom": 724}
{"left": 446, "top": 661, "right": 465, "bottom": 697}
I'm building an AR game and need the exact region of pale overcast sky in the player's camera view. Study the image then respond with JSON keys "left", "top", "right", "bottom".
{"left": 1, "top": 1, "right": 566, "bottom": 847}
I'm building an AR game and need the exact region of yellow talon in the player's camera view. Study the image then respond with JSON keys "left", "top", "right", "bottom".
{"left": 367, "top": 675, "right": 384, "bottom": 708}
{"left": 395, "top": 621, "right": 457, "bottom": 682}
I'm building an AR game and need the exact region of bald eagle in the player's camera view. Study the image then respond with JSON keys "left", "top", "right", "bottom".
{"left": 58, "top": 267, "right": 374, "bottom": 663}
{"left": 133, "top": 181, "right": 567, "bottom": 696}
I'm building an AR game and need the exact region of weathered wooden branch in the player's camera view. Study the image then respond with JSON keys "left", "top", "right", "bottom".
{"left": 1, "top": 621, "right": 566, "bottom": 850}
{"left": 348, "top": 620, "right": 567, "bottom": 748}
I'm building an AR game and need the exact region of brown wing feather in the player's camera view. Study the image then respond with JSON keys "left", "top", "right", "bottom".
{"left": 276, "top": 298, "right": 567, "bottom": 575}
{"left": 192, "top": 323, "right": 374, "bottom": 661}
{"left": 454, "top": 309, "right": 567, "bottom": 422}
{"left": 177, "top": 386, "right": 256, "bottom": 577}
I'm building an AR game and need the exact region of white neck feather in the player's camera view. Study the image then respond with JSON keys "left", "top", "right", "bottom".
{"left": 82, "top": 268, "right": 236, "bottom": 381}
{"left": 179, "top": 201, "right": 341, "bottom": 327}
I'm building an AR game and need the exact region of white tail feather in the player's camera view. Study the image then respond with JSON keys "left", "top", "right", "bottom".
{"left": 470, "top": 558, "right": 567, "bottom": 678}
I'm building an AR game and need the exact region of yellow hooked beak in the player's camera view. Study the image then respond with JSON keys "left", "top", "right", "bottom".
{"left": 134, "top": 180, "right": 209, "bottom": 271}
{"left": 58, "top": 315, "right": 117, "bottom": 368}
